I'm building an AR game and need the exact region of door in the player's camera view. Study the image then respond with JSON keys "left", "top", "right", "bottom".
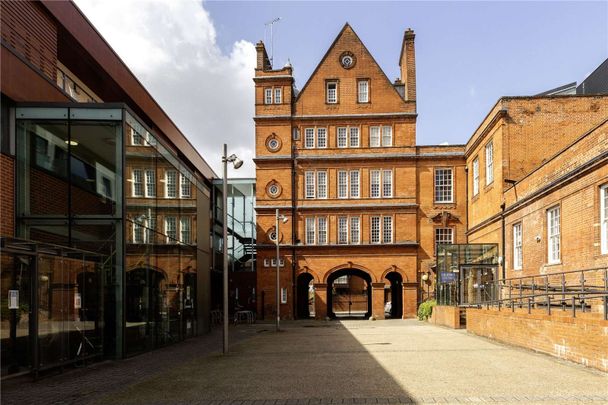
{"left": 1, "top": 254, "right": 33, "bottom": 377}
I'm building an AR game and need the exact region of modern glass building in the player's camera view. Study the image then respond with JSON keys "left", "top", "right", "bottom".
{"left": 211, "top": 179, "right": 256, "bottom": 314}
{"left": 2, "top": 104, "right": 215, "bottom": 376}
{"left": 0, "top": 1, "right": 219, "bottom": 377}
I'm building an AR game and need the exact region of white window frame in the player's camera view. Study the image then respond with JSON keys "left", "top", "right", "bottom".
{"left": 165, "top": 216, "right": 177, "bottom": 244}
{"left": 280, "top": 288, "right": 288, "bottom": 304}
{"left": 357, "top": 79, "right": 369, "bottom": 103}
{"left": 165, "top": 170, "right": 177, "bottom": 198}
{"left": 304, "top": 128, "right": 315, "bottom": 149}
{"left": 349, "top": 127, "right": 360, "bottom": 148}
{"left": 349, "top": 170, "right": 360, "bottom": 198}
{"left": 305, "top": 171, "right": 315, "bottom": 199}
{"left": 369, "top": 126, "right": 380, "bottom": 147}
{"left": 274, "top": 87, "right": 282, "bottom": 104}
{"left": 146, "top": 216, "right": 156, "bottom": 244}
{"left": 132, "top": 221, "right": 144, "bottom": 244}
{"left": 279, "top": 258, "right": 285, "bottom": 267}
{"left": 338, "top": 216, "right": 348, "bottom": 244}
{"left": 317, "top": 128, "right": 327, "bottom": 148}
{"left": 371, "top": 216, "right": 381, "bottom": 244}
{"left": 337, "top": 127, "right": 348, "bottom": 148}
{"left": 265, "top": 88, "right": 273, "bottom": 104}
{"left": 601, "top": 184, "right": 608, "bottom": 254}
{"left": 271, "top": 258, "right": 277, "bottom": 267}
{"left": 382, "top": 169, "right": 393, "bottom": 198}
{"left": 317, "top": 217, "right": 327, "bottom": 245}
{"left": 132, "top": 169, "right": 143, "bottom": 197}
{"left": 180, "top": 217, "right": 191, "bottom": 245}
{"left": 326, "top": 81, "right": 338, "bottom": 104}
{"left": 263, "top": 258, "right": 270, "bottom": 267}
{"left": 485, "top": 141, "right": 494, "bottom": 185}
{"left": 145, "top": 169, "right": 156, "bottom": 198}
{"left": 131, "top": 127, "right": 144, "bottom": 146}
{"left": 305, "top": 217, "right": 316, "bottom": 245}
{"left": 547, "top": 206, "right": 561, "bottom": 264}
{"left": 513, "top": 222, "right": 522, "bottom": 270}
{"left": 370, "top": 170, "right": 381, "bottom": 198}
{"left": 337, "top": 170, "right": 348, "bottom": 199}
{"left": 435, "top": 228, "right": 454, "bottom": 256}
{"left": 472, "top": 157, "right": 479, "bottom": 196}
{"left": 180, "top": 173, "right": 191, "bottom": 198}
{"left": 434, "top": 168, "right": 454, "bottom": 203}
{"left": 145, "top": 131, "right": 157, "bottom": 147}
{"left": 382, "top": 126, "right": 392, "bottom": 147}
{"left": 350, "top": 217, "right": 360, "bottom": 244}
{"left": 316, "top": 171, "right": 327, "bottom": 199}
{"left": 382, "top": 216, "right": 393, "bottom": 244}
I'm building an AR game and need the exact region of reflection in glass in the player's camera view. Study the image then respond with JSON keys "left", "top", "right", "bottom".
{"left": 124, "top": 120, "right": 200, "bottom": 354}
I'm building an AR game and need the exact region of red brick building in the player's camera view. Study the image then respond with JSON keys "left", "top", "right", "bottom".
{"left": 254, "top": 24, "right": 466, "bottom": 320}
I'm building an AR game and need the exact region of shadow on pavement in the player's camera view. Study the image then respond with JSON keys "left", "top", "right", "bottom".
{"left": 91, "top": 319, "right": 416, "bottom": 403}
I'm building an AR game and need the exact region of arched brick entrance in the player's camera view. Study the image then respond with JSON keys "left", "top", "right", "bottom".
{"left": 326, "top": 268, "right": 372, "bottom": 319}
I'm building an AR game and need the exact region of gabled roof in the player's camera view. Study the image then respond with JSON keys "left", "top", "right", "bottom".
{"left": 295, "top": 23, "right": 407, "bottom": 104}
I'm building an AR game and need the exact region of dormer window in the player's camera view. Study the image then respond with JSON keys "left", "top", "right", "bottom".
{"left": 326, "top": 81, "right": 338, "bottom": 104}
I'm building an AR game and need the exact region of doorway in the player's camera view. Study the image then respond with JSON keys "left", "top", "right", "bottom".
{"left": 327, "top": 269, "right": 372, "bottom": 319}
{"left": 296, "top": 273, "right": 315, "bottom": 319}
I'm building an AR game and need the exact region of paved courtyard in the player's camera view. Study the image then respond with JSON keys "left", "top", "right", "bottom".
{"left": 3, "top": 320, "right": 608, "bottom": 404}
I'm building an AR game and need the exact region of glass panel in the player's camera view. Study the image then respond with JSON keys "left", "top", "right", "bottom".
{"left": 0, "top": 254, "right": 32, "bottom": 376}
{"left": 38, "top": 255, "right": 67, "bottom": 368}
{"left": 17, "top": 120, "right": 70, "bottom": 216}
{"left": 70, "top": 121, "right": 121, "bottom": 216}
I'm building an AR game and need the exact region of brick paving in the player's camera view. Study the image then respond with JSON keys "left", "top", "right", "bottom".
{"left": 1, "top": 325, "right": 259, "bottom": 405}
{"left": 2, "top": 320, "right": 607, "bottom": 404}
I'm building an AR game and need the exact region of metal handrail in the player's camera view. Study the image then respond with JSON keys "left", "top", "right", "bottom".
{"left": 462, "top": 267, "right": 608, "bottom": 320}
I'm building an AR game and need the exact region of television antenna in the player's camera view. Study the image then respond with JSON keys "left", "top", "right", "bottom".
{"left": 264, "top": 17, "right": 282, "bottom": 68}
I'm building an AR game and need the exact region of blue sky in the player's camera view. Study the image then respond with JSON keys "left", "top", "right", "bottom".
{"left": 207, "top": 1, "right": 608, "bottom": 145}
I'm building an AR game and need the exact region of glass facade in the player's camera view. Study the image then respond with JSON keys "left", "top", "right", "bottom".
{"left": 6, "top": 105, "right": 213, "bottom": 375}
{"left": 211, "top": 180, "right": 256, "bottom": 314}
{"left": 123, "top": 112, "right": 204, "bottom": 355}
{"left": 1, "top": 238, "right": 105, "bottom": 377}
{"left": 436, "top": 244, "right": 499, "bottom": 306}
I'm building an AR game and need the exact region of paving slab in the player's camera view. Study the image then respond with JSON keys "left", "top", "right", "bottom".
{"left": 3, "top": 319, "right": 607, "bottom": 404}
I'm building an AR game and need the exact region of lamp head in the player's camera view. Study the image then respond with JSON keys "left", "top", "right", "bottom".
{"left": 281, "top": 216, "right": 288, "bottom": 224}
{"left": 233, "top": 158, "right": 243, "bottom": 169}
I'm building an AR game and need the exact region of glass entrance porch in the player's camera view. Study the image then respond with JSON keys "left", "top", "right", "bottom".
{"left": 436, "top": 244, "right": 499, "bottom": 306}
{"left": 0, "top": 237, "right": 105, "bottom": 378}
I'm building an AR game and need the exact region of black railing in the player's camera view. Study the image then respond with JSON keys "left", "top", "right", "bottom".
{"left": 464, "top": 267, "right": 608, "bottom": 320}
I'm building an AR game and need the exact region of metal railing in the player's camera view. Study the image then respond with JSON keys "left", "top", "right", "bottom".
{"left": 56, "top": 66, "right": 98, "bottom": 103}
{"left": 465, "top": 267, "right": 608, "bottom": 320}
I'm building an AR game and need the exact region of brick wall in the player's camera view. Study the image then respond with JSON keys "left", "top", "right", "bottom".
{"left": 254, "top": 24, "right": 470, "bottom": 320}
{"left": 1, "top": 154, "right": 15, "bottom": 237}
{"left": 428, "top": 305, "right": 461, "bottom": 329}
{"left": 466, "top": 307, "right": 608, "bottom": 372}
{"left": 0, "top": 0, "right": 58, "bottom": 81}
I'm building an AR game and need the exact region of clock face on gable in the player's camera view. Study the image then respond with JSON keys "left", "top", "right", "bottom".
{"left": 339, "top": 51, "right": 356, "bottom": 69}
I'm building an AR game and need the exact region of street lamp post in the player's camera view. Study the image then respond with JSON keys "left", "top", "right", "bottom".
{"left": 275, "top": 209, "right": 288, "bottom": 332}
{"left": 222, "top": 144, "right": 242, "bottom": 354}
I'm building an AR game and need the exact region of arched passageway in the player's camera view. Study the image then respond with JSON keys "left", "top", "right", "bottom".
{"left": 327, "top": 269, "right": 372, "bottom": 319}
{"left": 296, "top": 273, "right": 315, "bottom": 319}
{"left": 384, "top": 272, "right": 403, "bottom": 319}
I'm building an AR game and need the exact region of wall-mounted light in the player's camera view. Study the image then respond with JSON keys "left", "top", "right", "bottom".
{"left": 421, "top": 273, "right": 429, "bottom": 281}
{"left": 64, "top": 140, "right": 78, "bottom": 146}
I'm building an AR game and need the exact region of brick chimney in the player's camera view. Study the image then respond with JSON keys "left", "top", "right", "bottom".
{"left": 399, "top": 28, "right": 416, "bottom": 101}
{"left": 256, "top": 41, "right": 272, "bottom": 71}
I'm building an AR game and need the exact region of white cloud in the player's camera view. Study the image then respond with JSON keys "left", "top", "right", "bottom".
{"left": 74, "top": 0, "right": 256, "bottom": 178}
